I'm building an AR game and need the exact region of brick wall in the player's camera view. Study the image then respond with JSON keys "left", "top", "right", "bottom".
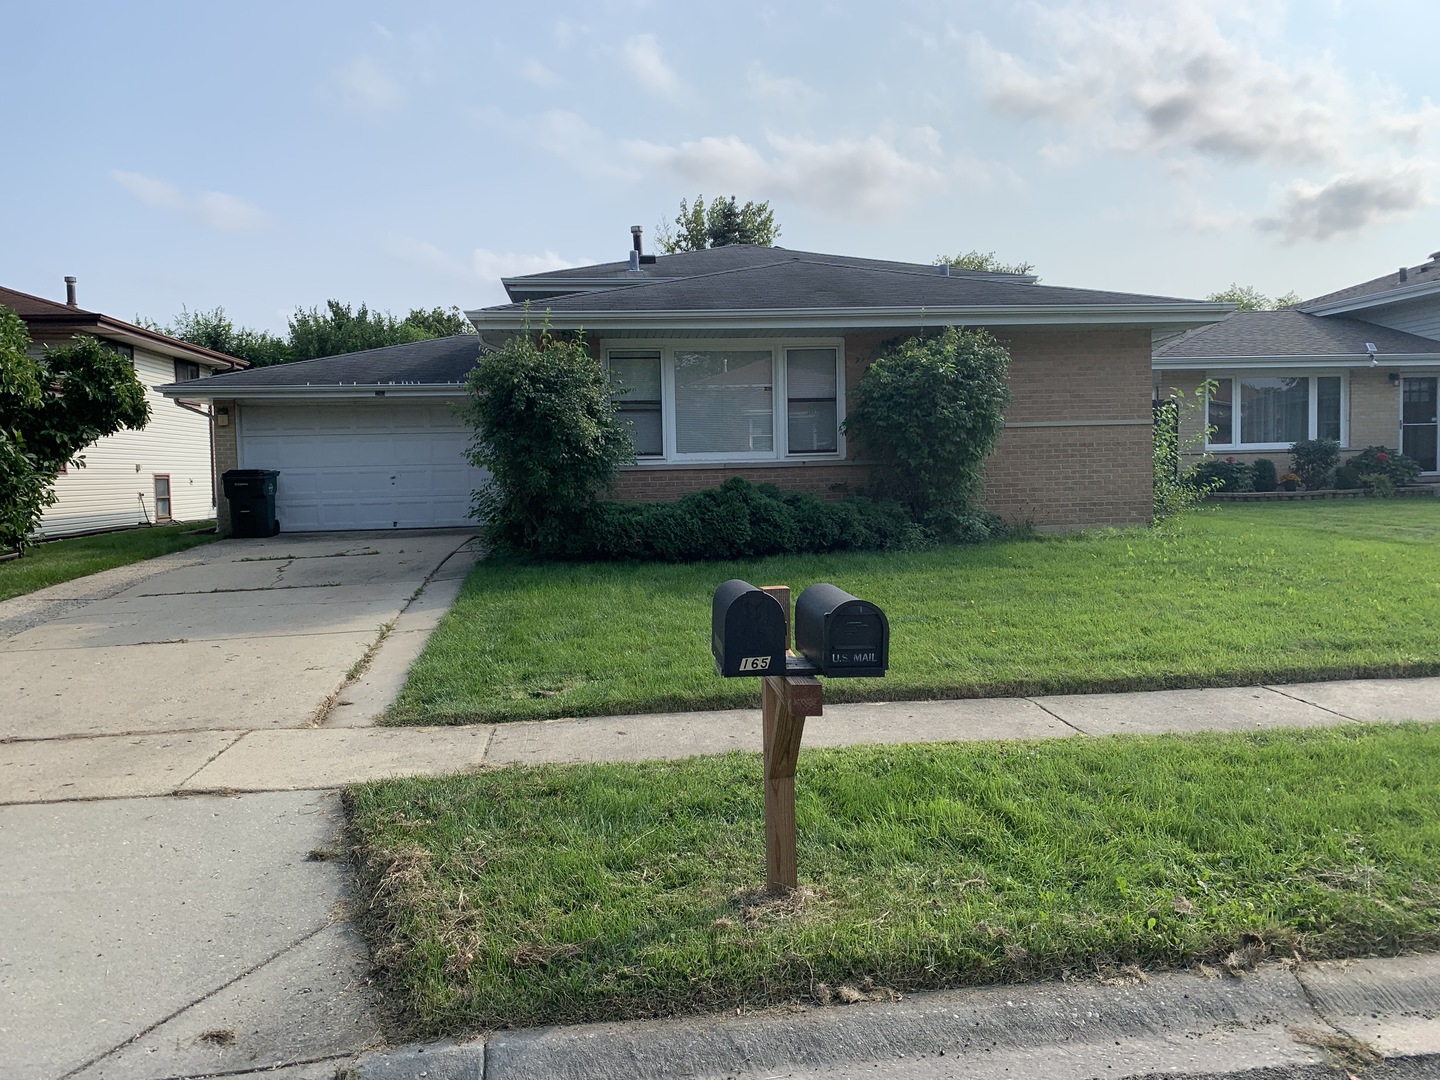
{"left": 612, "top": 328, "right": 1157, "bottom": 528}
{"left": 212, "top": 399, "right": 238, "bottom": 535}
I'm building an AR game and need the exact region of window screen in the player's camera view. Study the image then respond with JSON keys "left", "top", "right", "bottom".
{"left": 608, "top": 351, "right": 663, "bottom": 456}
{"left": 786, "top": 348, "right": 838, "bottom": 454}
{"left": 673, "top": 350, "right": 773, "bottom": 454}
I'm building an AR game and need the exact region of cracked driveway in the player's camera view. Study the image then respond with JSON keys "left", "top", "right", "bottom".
{"left": 0, "top": 530, "right": 477, "bottom": 1078}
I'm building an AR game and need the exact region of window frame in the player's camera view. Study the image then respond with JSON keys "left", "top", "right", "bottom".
{"left": 602, "top": 338, "right": 847, "bottom": 464}
{"left": 1205, "top": 370, "right": 1348, "bottom": 451}
{"left": 153, "top": 474, "right": 172, "bottom": 523}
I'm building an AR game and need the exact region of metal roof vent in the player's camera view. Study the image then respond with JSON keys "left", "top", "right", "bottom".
{"left": 628, "top": 249, "right": 640, "bottom": 271}
{"left": 64, "top": 276, "right": 77, "bottom": 306}
{"left": 1400, "top": 267, "right": 1408, "bottom": 282}
{"left": 937, "top": 262, "right": 950, "bottom": 277}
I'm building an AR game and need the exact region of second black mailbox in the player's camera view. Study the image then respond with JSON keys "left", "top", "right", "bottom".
{"left": 796, "top": 583, "right": 889, "bottom": 678}
{"left": 712, "top": 579, "right": 789, "bottom": 677}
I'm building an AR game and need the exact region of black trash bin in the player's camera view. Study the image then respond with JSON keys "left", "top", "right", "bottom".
{"left": 222, "top": 469, "right": 281, "bottom": 538}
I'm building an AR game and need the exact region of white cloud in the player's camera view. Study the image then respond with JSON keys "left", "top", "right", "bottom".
{"left": 745, "top": 64, "right": 823, "bottom": 110}
{"left": 332, "top": 54, "right": 405, "bottom": 116}
{"left": 625, "top": 130, "right": 954, "bottom": 216}
{"left": 619, "top": 33, "right": 685, "bottom": 99}
{"left": 1256, "top": 167, "right": 1431, "bottom": 242}
{"left": 111, "top": 170, "right": 267, "bottom": 232}
{"left": 520, "top": 58, "right": 560, "bottom": 88}
{"left": 533, "top": 110, "right": 639, "bottom": 181}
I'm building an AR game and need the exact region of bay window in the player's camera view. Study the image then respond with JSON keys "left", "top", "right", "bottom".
{"left": 1207, "top": 373, "right": 1345, "bottom": 449}
{"left": 606, "top": 341, "right": 844, "bottom": 462}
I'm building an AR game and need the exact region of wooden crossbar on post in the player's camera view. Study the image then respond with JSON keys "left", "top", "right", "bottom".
{"left": 759, "top": 586, "right": 823, "bottom": 892}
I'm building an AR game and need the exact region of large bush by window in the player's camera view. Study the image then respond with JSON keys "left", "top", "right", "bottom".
{"left": 842, "top": 327, "right": 1009, "bottom": 531}
{"left": 461, "top": 327, "right": 633, "bottom": 551}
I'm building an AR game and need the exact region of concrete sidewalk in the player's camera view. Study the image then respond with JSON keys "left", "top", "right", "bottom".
{"left": 5, "top": 675, "right": 1440, "bottom": 802}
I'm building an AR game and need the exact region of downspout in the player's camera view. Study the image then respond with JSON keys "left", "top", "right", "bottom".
{"left": 208, "top": 404, "right": 217, "bottom": 510}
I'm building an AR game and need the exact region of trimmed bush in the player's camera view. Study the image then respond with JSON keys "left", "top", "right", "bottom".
{"left": 1333, "top": 464, "right": 1363, "bottom": 490}
{"left": 1251, "top": 458, "right": 1278, "bottom": 492}
{"left": 1192, "top": 458, "right": 1254, "bottom": 493}
{"left": 1291, "top": 439, "right": 1340, "bottom": 491}
{"left": 534, "top": 477, "right": 996, "bottom": 562}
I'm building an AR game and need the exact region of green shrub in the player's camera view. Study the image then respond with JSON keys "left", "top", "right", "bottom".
{"left": 1347, "top": 446, "right": 1422, "bottom": 488}
{"left": 843, "top": 327, "right": 1009, "bottom": 526}
{"left": 1291, "top": 438, "right": 1340, "bottom": 491}
{"left": 1333, "top": 464, "right": 1363, "bottom": 490}
{"left": 461, "top": 322, "right": 632, "bottom": 551}
{"left": 1152, "top": 391, "right": 1216, "bottom": 521}
{"left": 1251, "top": 458, "right": 1278, "bottom": 492}
{"left": 536, "top": 477, "right": 974, "bottom": 562}
{"left": 1192, "top": 457, "right": 1254, "bottom": 493}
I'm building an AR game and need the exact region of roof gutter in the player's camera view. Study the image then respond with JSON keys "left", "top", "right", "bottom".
{"left": 466, "top": 303, "right": 1231, "bottom": 332}
{"left": 155, "top": 382, "right": 466, "bottom": 401}
{"left": 1153, "top": 352, "right": 1440, "bottom": 370}
{"left": 23, "top": 313, "right": 247, "bottom": 370}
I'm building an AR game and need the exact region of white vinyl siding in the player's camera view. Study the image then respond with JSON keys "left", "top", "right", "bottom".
{"left": 38, "top": 347, "right": 216, "bottom": 538}
{"left": 237, "top": 401, "right": 487, "bottom": 531}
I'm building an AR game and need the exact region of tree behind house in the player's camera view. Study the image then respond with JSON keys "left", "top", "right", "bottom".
{"left": 936, "top": 251, "right": 1036, "bottom": 275}
{"left": 1206, "top": 284, "right": 1302, "bottom": 311}
{"left": 657, "top": 196, "right": 780, "bottom": 253}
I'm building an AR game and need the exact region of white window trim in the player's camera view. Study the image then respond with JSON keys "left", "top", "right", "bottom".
{"left": 1205, "top": 370, "right": 1349, "bottom": 451}
{"left": 603, "top": 338, "right": 847, "bottom": 464}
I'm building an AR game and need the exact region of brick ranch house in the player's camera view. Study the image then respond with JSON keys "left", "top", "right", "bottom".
{"left": 1155, "top": 250, "right": 1440, "bottom": 476}
{"left": 163, "top": 239, "right": 1228, "bottom": 534}
{"left": 3, "top": 280, "right": 246, "bottom": 538}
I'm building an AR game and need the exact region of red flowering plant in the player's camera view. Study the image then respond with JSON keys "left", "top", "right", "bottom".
{"left": 1347, "top": 446, "right": 1420, "bottom": 488}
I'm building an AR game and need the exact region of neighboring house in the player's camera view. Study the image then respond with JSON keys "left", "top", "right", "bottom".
{"left": 164, "top": 238, "right": 1229, "bottom": 534}
{"left": 2, "top": 280, "right": 247, "bottom": 537}
{"left": 1154, "top": 250, "right": 1440, "bottom": 475}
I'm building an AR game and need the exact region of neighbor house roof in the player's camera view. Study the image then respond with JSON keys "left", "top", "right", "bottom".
{"left": 477, "top": 248, "right": 1226, "bottom": 332}
{"left": 1299, "top": 250, "right": 1440, "bottom": 313}
{"left": 1153, "top": 310, "right": 1440, "bottom": 367}
{"left": 156, "top": 333, "right": 481, "bottom": 398}
{"left": 0, "top": 285, "right": 248, "bottom": 371}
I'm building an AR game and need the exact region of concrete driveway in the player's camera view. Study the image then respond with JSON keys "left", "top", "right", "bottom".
{"left": 0, "top": 529, "right": 478, "bottom": 1079}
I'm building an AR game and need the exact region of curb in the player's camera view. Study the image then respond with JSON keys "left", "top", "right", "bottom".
{"left": 354, "top": 954, "right": 1440, "bottom": 1080}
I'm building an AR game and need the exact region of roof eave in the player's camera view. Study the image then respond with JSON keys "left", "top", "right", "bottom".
{"left": 23, "top": 312, "right": 247, "bottom": 370}
{"left": 1153, "top": 352, "right": 1440, "bottom": 369}
{"left": 1301, "top": 278, "right": 1440, "bottom": 316}
{"left": 466, "top": 303, "right": 1231, "bottom": 332}
{"left": 155, "top": 382, "right": 466, "bottom": 400}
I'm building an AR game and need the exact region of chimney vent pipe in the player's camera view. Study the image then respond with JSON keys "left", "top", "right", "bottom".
{"left": 628, "top": 249, "right": 640, "bottom": 272}
{"left": 1400, "top": 267, "right": 1408, "bottom": 282}
{"left": 64, "top": 276, "right": 77, "bottom": 306}
{"left": 631, "top": 225, "right": 643, "bottom": 254}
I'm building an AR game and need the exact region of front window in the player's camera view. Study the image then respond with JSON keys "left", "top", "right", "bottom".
{"left": 605, "top": 341, "right": 844, "bottom": 462}
{"left": 1207, "top": 373, "right": 1347, "bottom": 449}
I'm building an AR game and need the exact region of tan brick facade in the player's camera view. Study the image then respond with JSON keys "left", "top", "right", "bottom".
{"left": 211, "top": 400, "right": 239, "bottom": 535}
{"left": 613, "top": 327, "right": 1157, "bottom": 528}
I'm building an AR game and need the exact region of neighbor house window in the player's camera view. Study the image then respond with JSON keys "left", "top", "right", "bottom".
{"left": 153, "top": 475, "right": 172, "bottom": 522}
{"left": 608, "top": 351, "right": 663, "bottom": 456}
{"left": 173, "top": 359, "right": 201, "bottom": 382}
{"left": 603, "top": 341, "right": 844, "bottom": 462}
{"left": 1207, "top": 373, "right": 1346, "bottom": 449}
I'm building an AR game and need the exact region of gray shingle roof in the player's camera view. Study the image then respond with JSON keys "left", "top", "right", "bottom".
{"left": 1300, "top": 251, "right": 1440, "bottom": 308}
{"left": 1153, "top": 310, "right": 1440, "bottom": 360}
{"left": 484, "top": 253, "right": 1197, "bottom": 316}
{"left": 159, "top": 334, "right": 481, "bottom": 390}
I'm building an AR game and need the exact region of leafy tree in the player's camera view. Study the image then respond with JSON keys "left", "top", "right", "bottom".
{"left": 1, "top": 307, "right": 149, "bottom": 553}
{"left": 842, "top": 327, "right": 1010, "bottom": 532}
{"left": 163, "top": 307, "right": 291, "bottom": 367}
{"left": 1206, "top": 284, "right": 1301, "bottom": 311}
{"left": 404, "top": 306, "right": 477, "bottom": 339}
{"left": 937, "top": 251, "right": 1036, "bottom": 275}
{"left": 287, "top": 300, "right": 430, "bottom": 363}
{"left": 460, "top": 321, "right": 633, "bottom": 552}
{"left": 657, "top": 195, "right": 780, "bottom": 253}
{"left": 1152, "top": 383, "right": 1219, "bottom": 521}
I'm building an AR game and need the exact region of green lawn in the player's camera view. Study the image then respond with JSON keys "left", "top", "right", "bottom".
{"left": 390, "top": 501, "right": 1440, "bottom": 725}
{"left": 0, "top": 523, "right": 217, "bottom": 602}
{"left": 347, "top": 723, "right": 1440, "bottom": 1037}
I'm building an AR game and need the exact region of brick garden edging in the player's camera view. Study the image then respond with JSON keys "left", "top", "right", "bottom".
{"left": 1208, "top": 484, "right": 1440, "bottom": 502}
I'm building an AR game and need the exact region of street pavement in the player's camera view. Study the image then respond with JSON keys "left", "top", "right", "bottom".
{"left": 2, "top": 534, "right": 1438, "bottom": 1079}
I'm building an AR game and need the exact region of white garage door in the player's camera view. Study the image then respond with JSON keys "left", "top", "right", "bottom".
{"left": 238, "top": 401, "right": 488, "bottom": 531}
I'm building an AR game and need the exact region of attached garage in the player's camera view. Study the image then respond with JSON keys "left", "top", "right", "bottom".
{"left": 238, "top": 401, "right": 485, "bottom": 531}
{"left": 159, "top": 334, "right": 489, "bottom": 534}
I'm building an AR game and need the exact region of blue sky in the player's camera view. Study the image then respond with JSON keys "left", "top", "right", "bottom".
{"left": 3, "top": 1, "right": 1436, "bottom": 333}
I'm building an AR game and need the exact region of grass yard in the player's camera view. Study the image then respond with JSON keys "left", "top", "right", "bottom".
{"left": 0, "top": 522, "right": 217, "bottom": 602}
{"left": 347, "top": 723, "right": 1440, "bottom": 1037}
{"left": 391, "top": 501, "right": 1440, "bottom": 725}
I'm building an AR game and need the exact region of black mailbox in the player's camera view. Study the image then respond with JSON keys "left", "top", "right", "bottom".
{"left": 712, "top": 579, "right": 788, "bottom": 677}
{"left": 795, "top": 583, "right": 888, "bottom": 678}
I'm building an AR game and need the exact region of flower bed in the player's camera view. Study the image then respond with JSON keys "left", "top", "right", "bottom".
{"left": 1208, "top": 484, "right": 1440, "bottom": 502}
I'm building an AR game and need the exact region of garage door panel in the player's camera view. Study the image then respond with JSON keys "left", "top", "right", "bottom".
{"left": 238, "top": 403, "right": 488, "bottom": 532}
